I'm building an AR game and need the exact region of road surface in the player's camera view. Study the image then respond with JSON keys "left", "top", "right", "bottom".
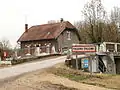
{"left": 0, "top": 56, "right": 66, "bottom": 80}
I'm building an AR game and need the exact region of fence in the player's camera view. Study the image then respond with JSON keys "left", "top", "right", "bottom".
{"left": 0, "top": 45, "right": 61, "bottom": 65}
{"left": 15, "top": 45, "right": 58, "bottom": 58}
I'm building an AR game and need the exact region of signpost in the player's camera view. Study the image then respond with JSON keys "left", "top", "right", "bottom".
{"left": 75, "top": 52, "right": 78, "bottom": 70}
{"left": 72, "top": 44, "right": 96, "bottom": 52}
{"left": 72, "top": 44, "right": 96, "bottom": 74}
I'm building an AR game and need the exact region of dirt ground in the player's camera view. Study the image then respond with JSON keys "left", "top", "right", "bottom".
{"left": 0, "top": 63, "right": 116, "bottom": 90}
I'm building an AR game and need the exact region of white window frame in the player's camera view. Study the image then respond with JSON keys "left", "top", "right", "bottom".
{"left": 67, "top": 31, "right": 71, "bottom": 40}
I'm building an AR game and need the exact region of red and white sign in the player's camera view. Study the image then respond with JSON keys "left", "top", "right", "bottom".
{"left": 72, "top": 44, "right": 96, "bottom": 52}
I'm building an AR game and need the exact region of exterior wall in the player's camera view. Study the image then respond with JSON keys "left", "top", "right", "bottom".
{"left": 107, "top": 55, "right": 116, "bottom": 74}
{"left": 91, "top": 56, "right": 99, "bottom": 72}
{"left": 20, "top": 39, "right": 58, "bottom": 55}
{"left": 57, "top": 29, "right": 80, "bottom": 53}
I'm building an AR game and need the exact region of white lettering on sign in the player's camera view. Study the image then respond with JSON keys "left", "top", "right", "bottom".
{"left": 72, "top": 44, "right": 96, "bottom": 52}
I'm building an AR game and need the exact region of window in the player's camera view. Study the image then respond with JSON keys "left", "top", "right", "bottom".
{"left": 106, "top": 44, "right": 115, "bottom": 52}
{"left": 66, "top": 31, "right": 71, "bottom": 40}
{"left": 117, "top": 44, "right": 120, "bottom": 52}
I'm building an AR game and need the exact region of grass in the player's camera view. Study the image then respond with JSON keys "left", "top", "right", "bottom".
{"left": 48, "top": 63, "right": 120, "bottom": 90}
{"left": 61, "top": 74, "right": 89, "bottom": 81}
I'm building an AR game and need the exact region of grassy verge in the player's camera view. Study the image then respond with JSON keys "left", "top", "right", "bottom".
{"left": 48, "top": 63, "right": 120, "bottom": 90}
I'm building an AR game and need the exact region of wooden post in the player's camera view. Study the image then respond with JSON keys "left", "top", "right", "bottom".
{"left": 76, "top": 52, "right": 78, "bottom": 70}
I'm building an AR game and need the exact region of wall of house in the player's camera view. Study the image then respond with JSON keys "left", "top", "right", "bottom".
{"left": 20, "top": 39, "right": 58, "bottom": 55}
{"left": 57, "top": 29, "right": 80, "bottom": 53}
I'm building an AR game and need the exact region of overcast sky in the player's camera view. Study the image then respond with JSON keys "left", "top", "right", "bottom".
{"left": 0, "top": 0, "right": 119, "bottom": 48}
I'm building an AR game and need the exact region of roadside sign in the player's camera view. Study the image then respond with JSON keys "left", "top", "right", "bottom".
{"left": 83, "top": 59, "right": 89, "bottom": 68}
{"left": 72, "top": 44, "right": 96, "bottom": 52}
{"left": 81, "top": 58, "right": 89, "bottom": 69}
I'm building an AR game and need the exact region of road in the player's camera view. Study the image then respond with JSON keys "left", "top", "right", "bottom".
{"left": 0, "top": 56, "right": 66, "bottom": 80}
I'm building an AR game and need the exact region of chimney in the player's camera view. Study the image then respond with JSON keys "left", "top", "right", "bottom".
{"left": 25, "top": 24, "right": 28, "bottom": 32}
{"left": 60, "top": 18, "right": 63, "bottom": 22}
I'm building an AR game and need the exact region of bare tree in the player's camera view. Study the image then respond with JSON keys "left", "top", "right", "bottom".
{"left": 110, "top": 7, "right": 120, "bottom": 24}
{"left": 74, "top": 21, "right": 83, "bottom": 30}
{"left": 74, "top": 0, "right": 120, "bottom": 43}
{"left": 102, "top": 22, "right": 119, "bottom": 42}
{"left": 0, "top": 38, "right": 11, "bottom": 50}
{"left": 110, "top": 7, "right": 120, "bottom": 42}
{"left": 82, "top": 0, "right": 106, "bottom": 43}
{"left": 74, "top": 22, "right": 119, "bottom": 44}
{"left": 74, "top": 21, "right": 90, "bottom": 43}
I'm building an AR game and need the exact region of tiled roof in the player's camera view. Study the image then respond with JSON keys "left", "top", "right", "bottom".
{"left": 18, "top": 21, "right": 76, "bottom": 42}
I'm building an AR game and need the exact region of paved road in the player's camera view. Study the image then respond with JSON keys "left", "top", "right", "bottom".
{"left": 0, "top": 56, "right": 66, "bottom": 80}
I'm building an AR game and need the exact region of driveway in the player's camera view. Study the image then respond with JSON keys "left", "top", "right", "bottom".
{"left": 0, "top": 56, "right": 66, "bottom": 80}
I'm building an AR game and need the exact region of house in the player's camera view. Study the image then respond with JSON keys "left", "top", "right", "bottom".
{"left": 17, "top": 20, "right": 80, "bottom": 55}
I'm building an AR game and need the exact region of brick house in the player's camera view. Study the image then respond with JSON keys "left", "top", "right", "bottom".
{"left": 17, "top": 21, "right": 80, "bottom": 55}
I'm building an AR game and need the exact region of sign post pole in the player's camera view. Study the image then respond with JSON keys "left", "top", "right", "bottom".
{"left": 89, "top": 56, "right": 92, "bottom": 75}
{"left": 76, "top": 52, "right": 78, "bottom": 70}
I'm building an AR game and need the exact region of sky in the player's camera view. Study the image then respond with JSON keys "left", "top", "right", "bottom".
{"left": 0, "top": 0, "right": 120, "bottom": 48}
